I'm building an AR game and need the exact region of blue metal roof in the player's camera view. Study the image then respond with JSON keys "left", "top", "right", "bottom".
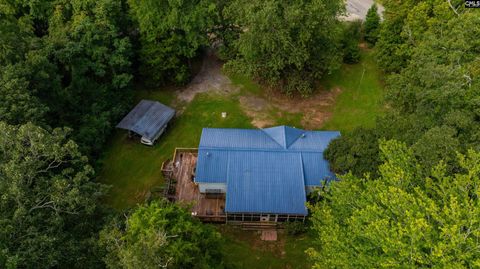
{"left": 116, "top": 100, "right": 175, "bottom": 141}
{"left": 195, "top": 126, "right": 340, "bottom": 215}
{"left": 225, "top": 151, "right": 307, "bottom": 214}
{"left": 262, "top": 126, "right": 305, "bottom": 148}
{"left": 196, "top": 149, "right": 229, "bottom": 183}
{"left": 301, "top": 152, "right": 335, "bottom": 186}
{"left": 199, "top": 128, "right": 281, "bottom": 150}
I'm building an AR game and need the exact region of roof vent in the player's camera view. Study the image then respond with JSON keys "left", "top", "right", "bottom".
{"left": 206, "top": 152, "right": 210, "bottom": 157}
{"left": 301, "top": 133, "right": 306, "bottom": 138}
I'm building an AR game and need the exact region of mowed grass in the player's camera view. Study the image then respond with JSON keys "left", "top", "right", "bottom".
{"left": 320, "top": 49, "right": 384, "bottom": 132}
{"left": 98, "top": 91, "right": 252, "bottom": 209}
{"left": 218, "top": 225, "right": 314, "bottom": 269}
{"left": 227, "top": 48, "right": 384, "bottom": 133}
{"left": 98, "top": 48, "right": 385, "bottom": 267}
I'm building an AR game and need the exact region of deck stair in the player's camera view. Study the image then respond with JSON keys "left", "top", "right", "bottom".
{"left": 240, "top": 222, "right": 278, "bottom": 231}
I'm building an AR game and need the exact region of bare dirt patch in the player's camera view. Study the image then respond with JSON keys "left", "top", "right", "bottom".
{"left": 239, "top": 95, "right": 275, "bottom": 128}
{"left": 239, "top": 87, "right": 342, "bottom": 129}
{"left": 177, "top": 50, "right": 239, "bottom": 103}
{"left": 174, "top": 49, "right": 342, "bottom": 130}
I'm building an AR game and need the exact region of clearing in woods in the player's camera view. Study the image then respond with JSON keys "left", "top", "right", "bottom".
{"left": 98, "top": 47, "right": 384, "bottom": 268}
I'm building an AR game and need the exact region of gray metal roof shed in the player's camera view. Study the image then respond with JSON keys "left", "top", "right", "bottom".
{"left": 116, "top": 100, "right": 175, "bottom": 141}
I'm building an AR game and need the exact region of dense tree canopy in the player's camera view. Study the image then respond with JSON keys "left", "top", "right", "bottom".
{"left": 375, "top": 0, "right": 462, "bottom": 72}
{"left": 100, "top": 200, "right": 224, "bottom": 269}
{"left": 326, "top": 3, "right": 479, "bottom": 178}
{"left": 0, "top": 0, "right": 478, "bottom": 267}
{"left": 310, "top": 140, "right": 480, "bottom": 267}
{"left": 0, "top": 0, "right": 133, "bottom": 157}
{"left": 128, "top": 0, "right": 216, "bottom": 85}
{"left": 224, "top": 0, "right": 344, "bottom": 96}
{"left": 0, "top": 122, "right": 107, "bottom": 268}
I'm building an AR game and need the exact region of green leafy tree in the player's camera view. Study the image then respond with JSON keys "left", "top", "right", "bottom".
{"left": 100, "top": 200, "right": 224, "bottom": 269}
{"left": 128, "top": 0, "right": 217, "bottom": 85}
{"left": 326, "top": 9, "right": 480, "bottom": 178}
{"left": 325, "top": 127, "right": 381, "bottom": 178}
{"left": 364, "top": 4, "right": 380, "bottom": 46}
{"left": 0, "top": 64, "right": 48, "bottom": 125}
{"left": 340, "top": 21, "right": 362, "bottom": 64}
{"left": 224, "top": 0, "right": 344, "bottom": 96}
{"left": 0, "top": 0, "right": 134, "bottom": 158}
{"left": 44, "top": 0, "right": 133, "bottom": 157}
{"left": 375, "top": 0, "right": 464, "bottom": 72}
{"left": 0, "top": 14, "right": 34, "bottom": 66}
{"left": 309, "top": 140, "right": 480, "bottom": 267}
{"left": 0, "top": 122, "right": 107, "bottom": 268}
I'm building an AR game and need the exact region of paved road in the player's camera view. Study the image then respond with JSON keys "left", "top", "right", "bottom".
{"left": 344, "top": 0, "right": 384, "bottom": 21}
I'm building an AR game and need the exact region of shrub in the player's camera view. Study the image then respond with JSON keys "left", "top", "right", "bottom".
{"left": 284, "top": 221, "right": 307, "bottom": 236}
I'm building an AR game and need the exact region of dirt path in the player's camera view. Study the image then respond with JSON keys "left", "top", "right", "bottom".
{"left": 177, "top": 50, "right": 239, "bottom": 103}
{"left": 175, "top": 50, "right": 342, "bottom": 129}
{"left": 172, "top": 0, "right": 382, "bottom": 127}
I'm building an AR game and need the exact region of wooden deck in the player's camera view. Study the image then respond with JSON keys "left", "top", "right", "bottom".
{"left": 170, "top": 149, "right": 226, "bottom": 222}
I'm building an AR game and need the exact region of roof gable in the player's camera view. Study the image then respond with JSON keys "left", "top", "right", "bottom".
{"left": 195, "top": 126, "right": 340, "bottom": 215}
{"left": 262, "top": 126, "right": 305, "bottom": 149}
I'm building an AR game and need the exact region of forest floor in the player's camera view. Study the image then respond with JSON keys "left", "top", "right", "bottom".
{"left": 98, "top": 47, "right": 384, "bottom": 268}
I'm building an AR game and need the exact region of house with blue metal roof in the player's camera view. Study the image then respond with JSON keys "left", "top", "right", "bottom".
{"left": 116, "top": 100, "right": 175, "bottom": 146}
{"left": 195, "top": 126, "right": 340, "bottom": 222}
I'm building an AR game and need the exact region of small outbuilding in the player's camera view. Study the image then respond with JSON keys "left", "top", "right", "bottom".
{"left": 116, "top": 100, "right": 175, "bottom": 146}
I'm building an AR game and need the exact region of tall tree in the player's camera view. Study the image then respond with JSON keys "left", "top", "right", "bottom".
{"left": 224, "top": 0, "right": 344, "bottom": 96}
{"left": 128, "top": 0, "right": 217, "bottom": 85}
{"left": 100, "top": 200, "right": 224, "bottom": 269}
{"left": 0, "top": 64, "right": 48, "bottom": 125}
{"left": 326, "top": 7, "right": 480, "bottom": 178}
{"left": 309, "top": 140, "right": 480, "bottom": 267}
{"left": 0, "top": 0, "right": 134, "bottom": 157}
{"left": 43, "top": 0, "right": 133, "bottom": 157}
{"left": 364, "top": 4, "right": 380, "bottom": 46}
{"left": 340, "top": 21, "right": 362, "bottom": 64}
{"left": 0, "top": 122, "right": 107, "bottom": 268}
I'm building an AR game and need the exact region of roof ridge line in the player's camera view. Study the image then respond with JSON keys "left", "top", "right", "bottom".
{"left": 260, "top": 127, "right": 285, "bottom": 149}
{"left": 282, "top": 126, "right": 288, "bottom": 149}
{"left": 285, "top": 128, "right": 305, "bottom": 149}
{"left": 199, "top": 147, "right": 324, "bottom": 153}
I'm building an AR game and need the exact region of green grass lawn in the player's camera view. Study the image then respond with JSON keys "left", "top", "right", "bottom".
{"left": 218, "top": 225, "right": 314, "bottom": 269}
{"left": 98, "top": 47, "right": 384, "bottom": 267}
{"left": 98, "top": 92, "right": 252, "bottom": 209}
{"left": 228, "top": 49, "right": 384, "bottom": 133}
{"left": 320, "top": 49, "right": 384, "bottom": 132}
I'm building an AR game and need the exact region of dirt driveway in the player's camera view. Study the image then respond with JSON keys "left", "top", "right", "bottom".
{"left": 174, "top": 0, "right": 381, "bottom": 128}
{"left": 177, "top": 49, "right": 239, "bottom": 103}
